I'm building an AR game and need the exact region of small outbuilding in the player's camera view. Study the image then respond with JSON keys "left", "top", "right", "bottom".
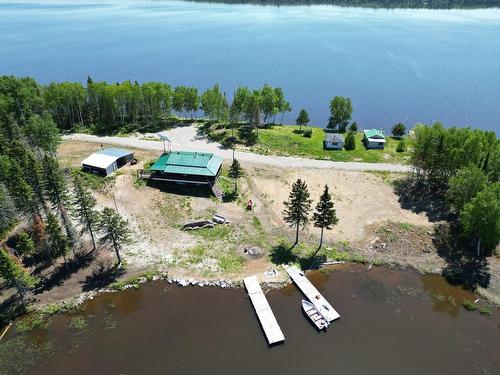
{"left": 363, "top": 129, "right": 386, "bottom": 149}
{"left": 324, "top": 133, "right": 344, "bottom": 150}
{"left": 82, "top": 148, "right": 134, "bottom": 176}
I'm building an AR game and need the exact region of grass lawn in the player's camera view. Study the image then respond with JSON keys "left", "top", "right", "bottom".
{"left": 243, "top": 125, "right": 410, "bottom": 163}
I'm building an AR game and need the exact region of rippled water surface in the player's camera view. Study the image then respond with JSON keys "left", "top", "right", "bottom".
{"left": 0, "top": 1, "right": 499, "bottom": 131}
{"left": 2, "top": 265, "right": 499, "bottom": 374}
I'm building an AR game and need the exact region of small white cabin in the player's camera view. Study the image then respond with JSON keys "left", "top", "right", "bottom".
{"left": 324, "top": 133, "right": 344, "bottom": 150}
{"left": 363, "top": 129, "right": 386, "bottom": 149}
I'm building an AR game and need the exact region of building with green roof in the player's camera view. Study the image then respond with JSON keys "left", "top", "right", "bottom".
{"left": 145, "top": 151, "right": 223, "bottom": 186}
{"left": 363, "top": 129, "right": 386, "bottom": 149}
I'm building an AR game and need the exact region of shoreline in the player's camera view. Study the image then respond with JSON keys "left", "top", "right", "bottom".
{"left": 6, "top": 258, "right": 497, "bottom": 333}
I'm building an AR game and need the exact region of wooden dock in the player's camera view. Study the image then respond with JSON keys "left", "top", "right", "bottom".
{"left": 243, "top": 276, "right": 285, "bottom": 345}
{"left": 285, "top": 265, "right": 340, "bottom": 322}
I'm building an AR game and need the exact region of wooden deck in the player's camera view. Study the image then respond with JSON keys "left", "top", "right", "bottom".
{"left": 285, "top": 266, "right": 340, "bottom": 322}
{"left": 243, "top": 276, "right": 285, "bottom": 345}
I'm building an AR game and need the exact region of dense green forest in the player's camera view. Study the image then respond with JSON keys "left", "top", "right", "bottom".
{"left": 182, "top": 0, "right": 500, "bottom": 9}
{"left": 0, "top": 76, "right": 291, "bottom": 136}
{"left": 0, "top": 76, "right": 134, "bottom": 322}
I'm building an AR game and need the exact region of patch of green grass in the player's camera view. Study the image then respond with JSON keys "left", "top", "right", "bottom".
{"left": 143, "top": 270, "right": 160, "bottom": 282}
{"left": 109, "top": 276, "right": 142, "bottom": 291}
{"left": 190, "top": 225, "right": 232, "bottom": 241}
{"left": 398, "top": 222, "right": 415, "bottom": 231}
{"left": 217, "top": 252, "right": 244, "bottom": 273}
{"left": 322, "top": 247, "right": 366, "bottom": 263}
{"left": 16, "top": 314, "right": 51, "bottom": 333}
{"left": 68, "top": 316, "right": 87, "bottom": 329}
{"left": 72, "top": 169, "right": 116, "bottom": 192}
{"left": 243, "top": 125, "right": 410, "bottom": 164}
{"left": 133, "top": 174, "right": 146, "bottom": 188}
{"left": 376, "top": 225, "right": 398, "bottom": 242}
{"left": 462, "top": 299, "right": 478, "bottom": 311}
{"left": 479, "top": 307, "right": 492, "bottom": 315}
{"left": 187, "top": 245, "right": 208, "bottom": 264}
{"left": 252, "top": 215, "right": 262, "bottom": 230}
{"left": 38, "top": 300, "right": 82, "bottom": 316}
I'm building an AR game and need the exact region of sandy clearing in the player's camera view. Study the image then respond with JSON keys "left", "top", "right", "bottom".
{"left": 64, "top": 125, "right": 411, "bottom": 172}
{"left": 251, "top": 166, "right": 430, "bottom": 242}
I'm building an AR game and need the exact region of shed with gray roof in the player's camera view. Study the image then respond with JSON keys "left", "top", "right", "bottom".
{"left": 324, "top": 133, "right": 344, "bottom": 150}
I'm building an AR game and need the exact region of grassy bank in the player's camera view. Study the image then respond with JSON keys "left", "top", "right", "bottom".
{"left": 210, "top": 124, "right": 411, "bottom": 164}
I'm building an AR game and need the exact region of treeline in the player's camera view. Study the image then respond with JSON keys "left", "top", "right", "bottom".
{"left": 182, "top": 0, "right": 500, "bottom": 9}
{"left": 0, "top": 89, "right": 132, "bottom": 307}
{"left": 0, "top": 76, "right": 291, "bottom": 136}
{"left": 409, "top": 123, "right": 499, "bottom": 256}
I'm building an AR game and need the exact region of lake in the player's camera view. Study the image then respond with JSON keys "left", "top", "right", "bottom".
{"left": 1, "top": 264, "right": 499, "bottom": 374}
{"left": 0, "top": 1, "right": 499, "bottom": 132}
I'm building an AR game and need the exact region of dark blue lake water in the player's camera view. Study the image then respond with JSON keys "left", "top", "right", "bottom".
{"left": 0, "top": 1, "right": 499, "bottom": 132}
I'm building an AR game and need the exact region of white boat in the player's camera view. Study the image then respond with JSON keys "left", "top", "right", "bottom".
{"left": 302, "top": 299, "right": 329, "bottom": 331}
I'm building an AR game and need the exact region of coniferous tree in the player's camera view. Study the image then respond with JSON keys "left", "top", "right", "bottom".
{"left": 391, "top": 122, "right": 406, "bottom": 139}
{"left": 0, "top": 247, "right": 38, "bottom": 303}
{"left": 43, "top": 155, "right": 77, "bottom": 251}
{"left": 344, "top": 131, "right": 356, "bottom": 150}
{"left": 5, "top": 161, "right": 38, "bottom": 217}
{"left": 16, "top": 231, "right": 35, "bottom": 257}
{"left": 228, "top": 159, "right": 244, "bottom": 194}
{"left": 46, "top": 212, "right": 71, "bottom": 270}
{"left": 99, "top": 207, "right": 132, "bottom": 266}
{"left": 283, "top": 179, "right": 312, "bottom": 245}
{"left": 0, "top": 186, "right": 17, "bottom": 234}
{"left": 313, "top": 185, "right": 338, "bottom": 248}
{"left": 396, "top": 138, "right": 406, "bottom": 153}
{"left": 296, "top": 109, "right": 310, "bottom": 132}
{"left": 71, "top": 173, "right": 99, "bottom": 251}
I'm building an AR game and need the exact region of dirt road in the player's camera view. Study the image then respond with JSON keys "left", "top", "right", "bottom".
{"left": 64, "top": 125, "right": 412, "bottom": 172}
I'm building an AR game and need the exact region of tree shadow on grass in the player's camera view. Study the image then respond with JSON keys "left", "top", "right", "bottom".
{"left": 222, "top": 191, "right": 237, "bottom": 203}
{"left": 433, "top": 222, "right": 490, "bottom": 290}
{"left": 270, "top": 242, "right": 297, "bottom": 265}
{"left": 80, "top": 262, "right": 125, "bottom": 292}
{"left": 33, "top": 251, "right": 96, "bottom": 295}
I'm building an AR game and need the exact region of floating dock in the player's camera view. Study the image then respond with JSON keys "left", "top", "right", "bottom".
{"left": 243, "top": 276, "right": 285, "bottom": 345}
{"left": 285, "top": 265, "right": 340, "bottom": 322}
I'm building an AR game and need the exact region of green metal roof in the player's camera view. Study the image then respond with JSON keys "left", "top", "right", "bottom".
{"left": 149, "top": 151, "right": 223, "bottom": 177}
{"left": 363, "top": 129, "right": 385, "bottom": 139}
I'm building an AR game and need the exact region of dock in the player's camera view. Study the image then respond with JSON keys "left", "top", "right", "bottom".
{"left": 243, "top": 276, "right": 285, "bottom": 345}
{"left": 285, "top": 265, "right": 340, "bottom": 322}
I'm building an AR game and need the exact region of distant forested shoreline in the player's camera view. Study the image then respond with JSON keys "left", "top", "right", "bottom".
{"left": 180, "top": 0, "right": 500, "bottom": 8}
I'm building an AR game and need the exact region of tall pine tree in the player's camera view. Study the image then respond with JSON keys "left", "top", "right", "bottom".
{"left": 46, "top": 212, "right": 71, "bottom": 270}
{"left": 71, "top": 173, "right": 99, "bottom": 251}
{"left": 228, "top": 159, "right": 244, "bottom": 194}
{"left": 43, "top": 155, "right": 77, "bottom": 252}
{"left": 283, "top": 179, "right": 312, "bottom": 245}
{"left": 99, "top": 207, "right": 132, "bottom": 266}
{"left": 0, "top": 247, "right": 38, "bottom": 303}
{"left": 313, "top": 185, "right": 338, "bottom": 248}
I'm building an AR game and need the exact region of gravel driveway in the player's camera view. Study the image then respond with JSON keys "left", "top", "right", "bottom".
{"left": 64, "top": 125, "right": 412, "bottom": 172}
